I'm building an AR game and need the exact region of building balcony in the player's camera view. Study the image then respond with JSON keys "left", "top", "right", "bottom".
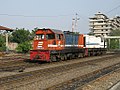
{"left": 89, "top": 19, "right": 105, "bottom": 22}
{"left": 93, "top": 31, "right": 110, "bottom": 34}
{"left": 91, "top": 27, "right": 112, "bottom": 30}
{"left": 89, "top": 23, "right": 107, "bottom": 26}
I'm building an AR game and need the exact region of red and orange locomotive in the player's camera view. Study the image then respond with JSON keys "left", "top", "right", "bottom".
{"left": 30, "top": 28, "right": 106, "bottom": 62}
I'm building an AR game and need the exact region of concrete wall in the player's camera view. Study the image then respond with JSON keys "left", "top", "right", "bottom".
{"left": 8, "top": 42, "right": 18, "bottom": 50}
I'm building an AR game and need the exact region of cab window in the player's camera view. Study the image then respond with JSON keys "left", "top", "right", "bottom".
{"left": 35, "top": 34, "right": 44, "bottom": 40}
{"left": 57, "top": 34, "right": 61, "bottom": 40}
{"left": 46, "top": 34, "right": 55, "bottom": 39}
{"left": 57, "top": 34, "right": 63, "bottom": 40}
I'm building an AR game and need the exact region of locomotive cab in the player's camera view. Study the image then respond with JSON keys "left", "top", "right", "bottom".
{"left": 30, "top": 28, "right": 65, "bottom": 61}
{"left": 33, "top": 28, "right": 64, "bottom": 50}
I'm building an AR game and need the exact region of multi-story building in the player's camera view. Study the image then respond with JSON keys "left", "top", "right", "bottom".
{"left": 110, "top": 16, "right": 120, "bottom": 30}
{"left": 89, "top": 12, "right": 120, "bottom": 36}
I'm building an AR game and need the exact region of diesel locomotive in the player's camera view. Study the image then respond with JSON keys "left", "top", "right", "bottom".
{"left": 30, "top": 28, "right": 107, "bottom": 62}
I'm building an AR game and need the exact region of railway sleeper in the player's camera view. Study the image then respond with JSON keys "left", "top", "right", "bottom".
{"left": 0, "top": 66, "right": 25, "bottom": 72}
{"left": 47, "top": 62, "right": 120, "bottom": 90}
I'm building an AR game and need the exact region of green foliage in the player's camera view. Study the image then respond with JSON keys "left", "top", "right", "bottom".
{"left": 0, "top": 35, "right": 5, "bottom": 45}
{"left": 0, "top": 35, "right": 6, "bottom": 51}
{"left": 109, "top": 29, "right": 120, "bottom": 49}
{"left": 11, "top": 28, "right": 31, "bottom": 43}
{"left": 0, "top": 28, "right": 37, "bottom": 53}
{"left": 9, "top": 28, "right": 36, "bottom": 53}
{"left": 16, "top": 41, "right": 32, "bottom": 53}
{"left": 29, "top": 27, "right": 38, "bottom": 40}
{"left": 87, "top": 32, "right": 94, "bottom": 35}
{"left": 110, "top": 39, "right": 119, "bottom": 49}
{"left": 110, "top": 29, "right": 120, "bottom": 36}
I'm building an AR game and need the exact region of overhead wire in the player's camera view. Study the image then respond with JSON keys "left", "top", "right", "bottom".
{"left": 106, "top": 4, "right": 120, "bottom": 14}
{"left": 0, "top": 13, "right": 73, "bottom": 18}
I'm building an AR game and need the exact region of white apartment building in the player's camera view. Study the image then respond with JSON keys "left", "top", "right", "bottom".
{"left": 89, "top": 12, "right": 120, "bottom": 36}
{"left": 110, "top": 16, "right": 120, "bottom": 30}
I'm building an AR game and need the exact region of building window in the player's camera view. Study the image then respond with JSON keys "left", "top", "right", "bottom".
{"left": 98, "top": 21, "right": 103, "bottom": 23}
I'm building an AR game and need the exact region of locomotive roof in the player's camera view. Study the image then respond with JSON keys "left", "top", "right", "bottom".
{"left": 52, "top": 29, "right": 63, "bottom": 34}
{"left": 37, "top": 28, "right": 63, "bottom": 34}
{"left": 63, "top": 31, "right": 79, "bottom": 35}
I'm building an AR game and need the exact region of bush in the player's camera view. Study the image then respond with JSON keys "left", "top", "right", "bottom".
{"left": 0, "top": 45, "right": 6, "bottom": 52}
{"left": 0, "top": 35, "right": 6, "bottom": 51}
{"left": 16, "top": 41, "right": 32, "bottom": 53}
{"left": 11, "top": 28, "right": 31, "bottom": 43}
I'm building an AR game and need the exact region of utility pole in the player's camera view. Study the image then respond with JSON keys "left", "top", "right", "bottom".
{"left": 72, "top": 13, "right": 80, "bottom": 32}
{"left": 72, "top": 13, "right": 80, "bottom": 45}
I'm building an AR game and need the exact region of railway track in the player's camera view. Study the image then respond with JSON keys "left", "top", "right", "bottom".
{"left": 0, "top": 54, "right": 33, "bottom": 72}
{"left": 0, "top": 65, "right": 25, "bottom": 72}
{"left": 0, "top": 59, "right": 42, "bottom": 72}
{"left": 0, "top": 54, "right": 120, "bottom": 90}
{"left": 0, "top": 53, "right": 115, "bottom": 72}
{"left": 47, "top": 62, "right": 120, "bottom": 90}
{"left": 0, "top": 54, "right": 29, "bottom": 62}
{"left": 0, "top": 59, "right": 26, "bottom": 72}
{"left": 0, "top": 53, "right": 113, "bottom": 72}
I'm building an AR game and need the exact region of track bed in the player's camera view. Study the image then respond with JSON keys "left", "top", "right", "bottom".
{"left": 0, "top": 54, "right": 120, "bottom": 90}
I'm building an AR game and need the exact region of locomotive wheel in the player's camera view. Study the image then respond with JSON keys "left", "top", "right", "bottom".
{"left": 51, "top": 56, "right": 57, "bottom": 62}
{"left": 88, "top": 53, "right": 91, "bottom": 56}
{"left": 64, "top": 55, "right": 67, "bottom": 60}
{"left": 67, "top": 55, "right": 72, "bottom": 60}
{"left": 60, "top": 55, "right": 65, "bottom": 61}
{"left": 80, "top": 53, "right": 84, "bottom": 58}
{"left": 60, "top": 54, "right": 67, "bottom": 61}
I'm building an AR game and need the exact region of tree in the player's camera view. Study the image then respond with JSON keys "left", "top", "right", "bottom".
{"left": 110, "top": 29, "right": 120, "bottom": 36}
{"left": 109, "top": 29, "right": 120, "bottom": 49}
{"left": 16, "top": 41, "right": 32, "bottom": 53}
{"left": 0, "top": 35, "right": 6, "bottom": 51}
{"left": 30, "top": 27, "right": 38, "bottom": 40}
{"left": 11, "top": 28, "right": 31, "bottom": 43}
{"left": 110, "top": 39, "right": 119, "bottom": 49}
{"left": 10, "top": 28, "right": 33, "bottom": 53}
{"left": 87, "top": 31, "right": 94, "bottom": 35}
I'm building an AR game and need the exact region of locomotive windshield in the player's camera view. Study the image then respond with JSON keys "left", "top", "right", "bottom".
{"left": 34, "top": 34, "right": 55, "bottom": 40}
{"left": 34, "top": 34, "right": 44, "bottom": 40}
{"left": 46, "top": 34, "right": 55, "bottom": 39}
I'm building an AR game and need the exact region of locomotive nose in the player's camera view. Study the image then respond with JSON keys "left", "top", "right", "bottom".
{"left": 37, "top": 41, "right": 44, "bottom": 49}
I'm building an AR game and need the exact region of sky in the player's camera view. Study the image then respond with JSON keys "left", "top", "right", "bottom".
{"left": 0, "top": 0, "right": 120, "bottom": 34}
